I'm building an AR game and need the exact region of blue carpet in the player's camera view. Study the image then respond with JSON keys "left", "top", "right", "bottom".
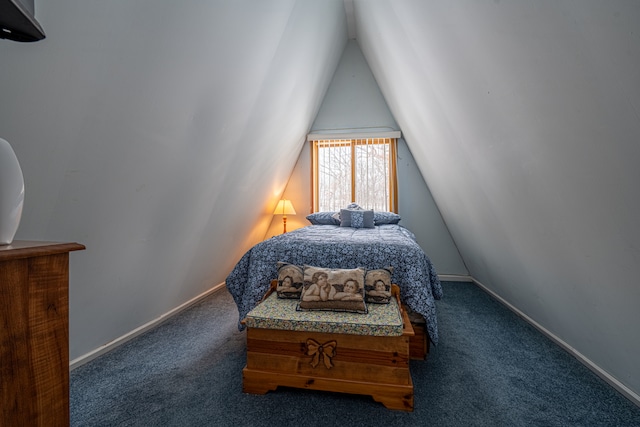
{"left": 70, "top": 282, "right": 640, "bottom": 426}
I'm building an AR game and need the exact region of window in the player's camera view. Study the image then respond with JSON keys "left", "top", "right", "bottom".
{"left": 311, "top": 138, "right": 397, "bottom": 212}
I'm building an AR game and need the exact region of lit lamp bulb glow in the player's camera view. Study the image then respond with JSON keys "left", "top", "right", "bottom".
{"left": 273, "top": 199, "right": 296, "bottom": 233}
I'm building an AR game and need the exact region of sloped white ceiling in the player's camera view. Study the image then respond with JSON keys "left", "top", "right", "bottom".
{"left": 0, "top": 0, "right": 347, "bottom": 360}
{"left": 2, "top": 0, "right": 639, "bottom": 401}
{"left": 354, "top": 0, "right": 640, "bottom": 398}
{"left": 268, "top": 40, "right": 468, "bottom": 274}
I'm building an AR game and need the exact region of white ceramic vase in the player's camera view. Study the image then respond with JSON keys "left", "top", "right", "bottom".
{"left": 0, "top": 138, "right": 25, "bottom": 245}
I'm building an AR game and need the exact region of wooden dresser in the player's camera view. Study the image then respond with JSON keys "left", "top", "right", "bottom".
{"left": 1, "top": 241, "right": 85, "bottom": 427}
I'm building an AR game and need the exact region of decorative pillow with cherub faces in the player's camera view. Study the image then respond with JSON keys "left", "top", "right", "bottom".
{"left": 276, "top": 261, "right": 304, "bottom": 299}
{"left": 297, "top": 265, "right": 367, "bottom": 314}
{"left": 365, "top": 267, "right": 393, "bottom": 304}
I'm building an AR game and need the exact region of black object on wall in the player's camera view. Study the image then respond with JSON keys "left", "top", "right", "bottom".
{"left": 0, "top": 0, "right": 45, "bottom": 42}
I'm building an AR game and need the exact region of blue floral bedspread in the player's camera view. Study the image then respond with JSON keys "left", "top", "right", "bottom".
{"left": 225, "top": 224, "right": 443, "bottom": 344}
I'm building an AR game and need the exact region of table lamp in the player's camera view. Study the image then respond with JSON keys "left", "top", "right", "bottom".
{"left": 274, "top": 199, "right": 296, "bottom": 233}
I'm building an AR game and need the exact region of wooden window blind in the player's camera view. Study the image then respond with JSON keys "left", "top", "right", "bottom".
{"left": 311, "top": 138, "right": 397, "bottom": 212}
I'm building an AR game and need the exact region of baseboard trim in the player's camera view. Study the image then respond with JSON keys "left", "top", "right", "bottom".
{"left": 438, "top": 274, "right": 473, "bottom": 282}
{"left": 69, "top": 282, "right": 227, "bottom": 370}
{"left": 69, "top": 276, "right": 640, "bottom": 407}
{"left": 471, "top": 277, "right": 640, "bottom": 408}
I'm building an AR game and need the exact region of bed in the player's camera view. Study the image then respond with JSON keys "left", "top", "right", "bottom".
{"left": 225, "top": 216, "right": 443, "bottom": 345}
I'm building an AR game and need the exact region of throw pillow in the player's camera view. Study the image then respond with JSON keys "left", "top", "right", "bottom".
{"left": 365, "top": 267, "right": 394, "bottom": 304}
{"left": 276, "top": 262, "right": 304, "bottom": 299}
{"left": 306, "top": 211, "right": 340, "bottom": 226}
{"left": 297, "top": 265, "right": 368, "bottom": 314}
{"left": 331, "top": 203, "right": 365, "bottom": 222}
{"left": 373, "top": 211, "right": 401, "bottom": 225}
{"left": 339, "top": 209, "right": 374, "bottom": 228}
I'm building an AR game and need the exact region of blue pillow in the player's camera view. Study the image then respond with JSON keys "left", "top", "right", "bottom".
{"left": 373, "top": 211, "right": 401, "bottom": 225}
{"left": 330, "top": 203, "right": 365, "bottom": 222}
{"left": 306, "top": 211, "right": 340, "bottom": 225}
{"left": 340, "top": 209, "right": 374, "bottom": 228}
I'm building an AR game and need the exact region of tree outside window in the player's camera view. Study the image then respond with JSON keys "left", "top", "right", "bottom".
{"left": 311, "top": 138, "right": 397, "bottom": 212}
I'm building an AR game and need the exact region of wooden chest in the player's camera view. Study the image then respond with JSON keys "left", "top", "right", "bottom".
{"left": 242, "top": 285, "right": 415, "bottom": 411}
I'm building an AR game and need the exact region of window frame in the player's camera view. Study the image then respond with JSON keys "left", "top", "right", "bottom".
{"left": 310, "top": 137, "right": 398, "bottom": 213}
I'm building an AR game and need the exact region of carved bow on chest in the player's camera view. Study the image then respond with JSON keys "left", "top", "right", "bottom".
{"left": 306, "top": 339, "right": 337, "bottom": 369}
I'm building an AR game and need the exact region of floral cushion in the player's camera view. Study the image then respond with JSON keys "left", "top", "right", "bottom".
{"left": 245, "top": 292, "right": 403, "bottom": 336}
{"left": 331, "top": 203, "right": 364, "bottom": 222}
{"left": 339, "top": 209, "right": 374, "bottom": 229}
{"left": 331, "top": 208, "right": 401, "bottom": 226}
{"left": 297, "top": 265, "right": 367, "bottom": 314}
{"left": 365, "top": 267, "right": 394, "bottom": 304}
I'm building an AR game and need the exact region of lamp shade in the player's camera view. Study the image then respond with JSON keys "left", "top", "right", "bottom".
{"left": 273, "top": 199, "right": 296, "bottom": 216}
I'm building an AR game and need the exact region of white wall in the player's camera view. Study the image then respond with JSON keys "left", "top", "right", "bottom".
{"left": 311, "top": 40, "right": 398, "bottom": 134}
{"left": 0, "top": 0, "right": 347, "bottom": 360}
{"left": 3, "top": 0, "right": 638, "bottom": 401}
{"left": 266, "top": 40, "right": 467, "bottom": 275}
{"left": 396, "top": 138, "right": 467, "bottom": 275}
{"left": 356, "top": 0, "right": 640, "bottom": 398}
